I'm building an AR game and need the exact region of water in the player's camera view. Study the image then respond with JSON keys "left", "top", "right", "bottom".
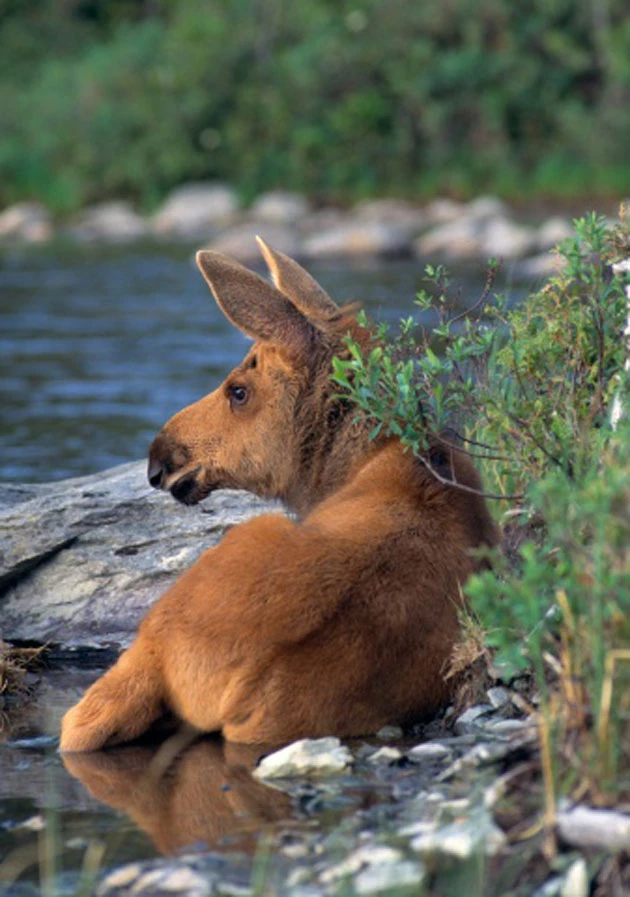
{"left": 0, "top": 243, "right": 509, "bottom": 484}
{"left": 0, "top": 666, "right": 464, "bottom": 896}
{"left": 0, "top": 243, "right": 527, "bottom": 894}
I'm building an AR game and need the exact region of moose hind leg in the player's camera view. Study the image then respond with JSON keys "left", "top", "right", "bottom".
{"left": 60, "top": 642, "right": 164, "bottom": 752}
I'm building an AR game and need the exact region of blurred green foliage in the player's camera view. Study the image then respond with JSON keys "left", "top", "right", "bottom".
{"left": 1, "top": 0, "right": 629, "bottom": 211}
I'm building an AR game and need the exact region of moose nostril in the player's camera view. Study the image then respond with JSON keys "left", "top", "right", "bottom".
{"left": 147, "top": 459, "right": 164, "bottom": 489}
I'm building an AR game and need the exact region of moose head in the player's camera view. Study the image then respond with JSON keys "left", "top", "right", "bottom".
{"left": 147, "top": 239, "right": 369, "bottom": 516}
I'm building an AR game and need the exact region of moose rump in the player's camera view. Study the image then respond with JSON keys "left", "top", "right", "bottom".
{"left": 60, "top": 239, "right": 498, "bottom": 752}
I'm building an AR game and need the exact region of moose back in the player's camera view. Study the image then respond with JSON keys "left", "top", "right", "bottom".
{"left": 60, "top": 238, "right": 498, "bottom": 751}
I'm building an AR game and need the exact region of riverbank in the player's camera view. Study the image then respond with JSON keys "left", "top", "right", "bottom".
{"left": 0, "top": 186, "right": 597, "bottom": 279}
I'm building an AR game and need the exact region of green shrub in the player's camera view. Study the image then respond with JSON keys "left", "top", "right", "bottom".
{"left": 333, "top": 211, "right": 630, "bottom": 806}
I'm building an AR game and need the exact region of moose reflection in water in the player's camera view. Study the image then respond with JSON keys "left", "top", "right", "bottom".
{"left": 60, "top": 239, "right": 498, "bottom": 752}
{"left": 63, "top": 735, "right": 292, "bottom": 854}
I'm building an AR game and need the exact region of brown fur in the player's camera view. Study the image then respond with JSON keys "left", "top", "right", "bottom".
{"left": 60, "top": 240, "right": 498, "bottom": 752}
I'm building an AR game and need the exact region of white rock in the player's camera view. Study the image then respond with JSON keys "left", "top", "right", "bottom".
{"left": 71, "top": 201, "right": 149, "bottom": 243}
{"left": 0, "top": 201, "right": 52, "bottom": 243}
{"left": 424, "top": 198, "right": 466, "bottom": 224}
{"left": 205, "top": 222, "right": 301, "bottom": 264}
{"left": 320, "top": 846, "right": 403, "bottom": 884}
{"left": 367, "top": 746, "right": 402, "bottom": 764}
{"left": 253, "top": 737, "right": 352, "bottom": 779}
{"left": 466, "top": 195, "right": 509, "bottom": 221}
{"left": 479, "top": 216, "right": 536, "bottom": 259}
{"left": 407, "top": 742, "right": 452, "bottom": 763}
{"left": 556, "top": 805, "right": 630, "bottom": 851}
{"left": 250, "top": 191, "right": 310, "bottom": 224}
{"left": 561, "top": 857, "right": 588, "bottom": 897}
{"left": 152, "top": 183, "right": 239, "bottom": 238}
{"left": 96, "top": 863, "right": 143, "bottom": 893}
{"left": 455, "top": 704, "right": 494, "bottom": 732}
{"left": 415, "top": 218, "right": 482, "bottom": 260}
{"left": 483, "top": 718, "right": 535, "bottom": 736}
{"left": 516, "top": 251, "right": 567, "bottom": 280}
{"left": 302, "top": 220, "right": 412, "bottom": 259}
{"left": 353, "top": 199, "right": 426, "bottom": 230}
{"left": 355, "top": 859, "right": 426, "bottom": 894}
{"left": 411, "top": 808, "right": 506, "bottom": 859}
{"left": 536, "top": 216, "right": 574, "bottom": 251}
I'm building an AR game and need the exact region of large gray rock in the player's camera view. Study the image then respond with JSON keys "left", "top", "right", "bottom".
{"left": 0, "top": 462, "right": 277, "bottom": 649}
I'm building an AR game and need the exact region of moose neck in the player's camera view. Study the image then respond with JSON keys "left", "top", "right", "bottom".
{"left": 283, "top": 394, "right": 377, "bottom": 518}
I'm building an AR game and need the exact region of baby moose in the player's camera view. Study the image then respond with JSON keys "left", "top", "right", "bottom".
{"left": 60, "top": 239, "right": 498, "bottom": 752}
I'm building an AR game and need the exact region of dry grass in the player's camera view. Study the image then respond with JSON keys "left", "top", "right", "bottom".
{"left": 0, "top": 639, "right": 43, "bottom": 702}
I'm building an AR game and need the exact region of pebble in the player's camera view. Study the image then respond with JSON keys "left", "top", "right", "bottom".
{"left": 410, "top": 807, "right": 506, "bottom": 859}
{"left": 556, "top": 805, "right": 630, "bottom": 851}
{"left": 407, "top": 742, "right": 452, "bottom": 763}
{"left": 486, "top": 686, "right": 512, "bottom": 709}
{"left": 375, "top": 725, "right": 404, "bottom": 740}
{"left": 97, "top": 863, "right": 143, "bottom": 893}
{"left": 319, "top": 845, "right": 403, "bottom": 884}
{"left": 253, "top": 737, "right": 353, "bottom": 779}
{"left": 561, "top": 857, "right": 588, "bottom": 897}
{"left": 454, "top": 704, "right": 495, "bottom": 733}
{"left": 367, "top": 746, "right": 403, "bottom": 764}
{"left": 355, "top": 859, "right": 426, "bottom": 894}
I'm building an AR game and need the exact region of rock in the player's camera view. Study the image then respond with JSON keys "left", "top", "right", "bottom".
{"left": 478, "top": 216, "right": 536, "bottom": 259}
{"left": 152, "top": 183, "right": 239, "bottom": 239}
{"left": 561, "top": 857, "right": 588, "bottom": 897}
{"left": 69, "top": 201, "right": 150, "bottom": 243}
{"left": 465, "top": 195, "right": 509, "bottom": 221}
{"left": 515, "top": 251, "right": 567, "bottom": 280}
{"left": 367, "top": 746, "right": 402, "bottom": 765}
{"left": 0, "top": 202, "right": 53, "bottom": 243}
{"left": 319, "top": 846, "right": 403, "bottom": 884}
{"left": 483, "top": 718, "right": 535, "bottom": 736}
{"left": 303, "top": 220, "right": 412, "bottom": 259}
{"left": 556, "top": 805, "right": 630, "bottom": 852}
{"left": 301, "top": 207, "right": 348, "bottom": 235}
{"left": 486, "top": 686, "right": 512, "bottom": 709}
{"left": 352, "top": 199, "right": 426, "bottom": 230}
{"left": 250, "top": 191, "right": 310, "bottom": 225}
{"left": 536, "top": 217, "right": 574, "bottom": 252}
{"left": 454, "top": 704, "right": 494, "bottom": 733}
{"left": 407, "top": 742, "right": 452, "bottom": 763}
{"left": 410, "top": 806, "right": 506, "bottom": 859}
{"left": 205, "top": 222, "right": 302, "bottom": 264}
{"left": 415, "top": 217, "right": 482, "bottom": 260}
{"left": 0, "top": 461, "right": 277, "bottom": 648}
{"left": 375, "top": 725, "right": 404, "bottom": 740}
{"left": 253, "top": 737, "right": 352, "bottom": 779}
{"left": 98, "top": 864, "right": 212, "bottom": 897}
{"left": 423, "top": 198, "right": 466, "bottom": 225}
{"left": 355, "top": 859, "right": 425, "bottom": 894}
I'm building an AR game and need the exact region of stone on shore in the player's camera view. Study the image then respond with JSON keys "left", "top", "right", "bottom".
{"left": 303, "top": 219, "right": 412, "bottom": 259}
{"left": 0, "top": 461, "right": 277, "bottom": 648}
{"left": 205, "top": 222, "right": 302, "bottom": 264}
{"left": 253, "top": 737, "right": 353, "bottom": 779}
{"left": 69, "top": 201, "right": 150, "bottom": 243}
{"left": 250, "top": 191, "right": 311, "bottom": 225}
{"left": 152, "top": 183, "right": 240, "bottom": 238}
{"left": 0, "top": 202, "right": 52, "bottom": 243}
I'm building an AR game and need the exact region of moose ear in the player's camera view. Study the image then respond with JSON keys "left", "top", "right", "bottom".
{"left": 196, "top": 250, "right": 311, "bottom": 342}
{"left": 256, "top": 237, "right": 339, "bottom": 320}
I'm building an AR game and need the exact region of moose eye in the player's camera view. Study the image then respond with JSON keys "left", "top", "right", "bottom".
{"left": 229, "top": 385, "right": 248, "bottom": 407}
